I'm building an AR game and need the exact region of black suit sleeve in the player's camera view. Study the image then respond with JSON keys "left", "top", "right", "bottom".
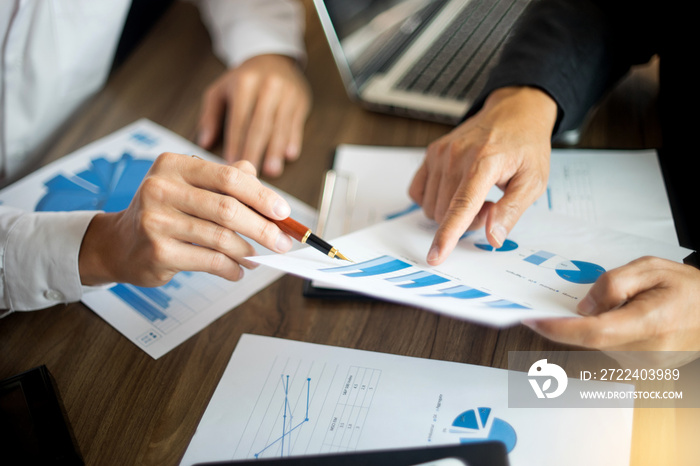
{"left": 469, "top": 0, "right": 658, "bottom": 137}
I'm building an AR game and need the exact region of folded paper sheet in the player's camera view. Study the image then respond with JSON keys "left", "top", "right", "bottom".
{"left": 326, "top": 144, "right": 678, "bottom": 244}
{"left": 253, "top": 209, "right": 689, "bottom": 327}
{"left": 0, "top": 119, "right": 315, "bottom": 358}
{"left": 181, "top": 334, "right": 633, "bottom": 466}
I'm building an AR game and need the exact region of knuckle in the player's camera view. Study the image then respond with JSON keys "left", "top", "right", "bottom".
{"left": 137, "top": 210, "right": 165, "bottom": 235}
{"left": 219, "top": 165, "right": 244, "bottom": 189}
{"left": 208, "top": 252, "right": 231, "bottom": 275}
{"left": 251, "top": 185, "right": 272, "bottom": 210}
{"left": 446, "top": 141, "right": 464, "bottom": 160}
{"left": 216, "top": 196, "right": 240, "bottom": 223}
{"left": 233, "top": 160, "right": 257, "bottom": 176}
{"left": 211, "top": 225, "right": 235, "bottom": 250}
{"left": 448, "top": 192, "right": 477, "bottom": 213}
{"left": 262, "top": 74, "right": 284, "bottom": 93}
{"left": 152, "top": 152, "right": 178, "bottom": 171}
{"left": 139, "top": 176, "right": 169, "bottom": 202}
{"left": 496, "top": 200, "right": 522, "bottom": 224}
{"left": 594, "top": 271, "right": 618, "bottom": 296}
{"left": 427, "top": 138, "right": 450, "bottom": 159}
{"left": 238, "top": 71, "right": 259, "bottom": 90}
{"left": 152, "top": 269, "right": 175, "bottom": 286}
{"left": 471, "top": 152, "right": 498, "bottom": 176}
{"left": 147, "top": 242, "right": 173, "bottom": 275}
{"left": 636, "top": 255, "right": 662, "bottom": 268}
{"left": 257, "top": 220, "right": 280, "bottom": 246}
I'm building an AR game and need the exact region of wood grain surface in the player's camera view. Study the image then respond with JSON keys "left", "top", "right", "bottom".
{"left": 1, "top": 2, "right": 682, "bottom": 465}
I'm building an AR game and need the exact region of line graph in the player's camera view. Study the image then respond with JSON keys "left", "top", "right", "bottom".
{"left": 254, "top": 376, "right": 311, "bottom": 458}
{"left": 231, "top": 358, "right": 381, "bottom": 459}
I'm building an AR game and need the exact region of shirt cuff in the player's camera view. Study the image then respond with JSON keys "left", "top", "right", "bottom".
{"left": 2, "top": 210, "right": 98, "bottom": 311}
{"left": 197, "top": 0, "right": 306, "bottom": 68}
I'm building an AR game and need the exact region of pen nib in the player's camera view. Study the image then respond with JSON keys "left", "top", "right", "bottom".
{"left": 333, "top": 251, "right": 354, "bottom": 263}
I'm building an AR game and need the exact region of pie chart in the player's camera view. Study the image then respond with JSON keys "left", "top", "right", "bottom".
{"left": 35, "top": 153, "right": 152, "bottom": 213}
{"left": 555, "top": 260, "right": 605, "bottom": 284}
{"left": 474, "top": 238, "right": 518, "bottom": 252}
{"left": 451, "top": 407, "right": 517, "bottom": 453}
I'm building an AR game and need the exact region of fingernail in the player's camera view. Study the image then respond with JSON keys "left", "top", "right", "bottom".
{"left": 197, "top": 129, "right": 211, "bottom": 147}
{"left": 427, "top": 245, "right": 440, "bottom": 264}
{"left": 285, "top": 144, "right": 299, "bottom": 159}
{"left": 490, "top": 224, "right": 507, "bottom": 248}
{"left": 578, "top": 294, "right": 596, "bottom": 316}
{"left": 238, "top": 268, "right": 245, "bottom": 280}
{"left": 265, "top": 158, "right": 283, "bottom": 176}
{"left": 276, "top": 233, "right": 293, "bottom": 252}
{"left": 273, "top": 198, "right": 291, "bottom": 218}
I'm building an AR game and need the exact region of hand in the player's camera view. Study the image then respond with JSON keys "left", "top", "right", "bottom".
{"left": 408, "top": 86, "right": 557, "bottom": 265}
{"left": 524, "top": 257, "right": 700, "bottom": 367}
{"left": 78, "top": 153, "right": 293, "bottom": 287}
{"left": 196, "top": 54, "right": 311, "bottom": 177}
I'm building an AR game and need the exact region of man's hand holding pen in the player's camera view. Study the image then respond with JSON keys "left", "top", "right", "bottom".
{"left": 77, "top": 153, "right": 295, "bottom": 287}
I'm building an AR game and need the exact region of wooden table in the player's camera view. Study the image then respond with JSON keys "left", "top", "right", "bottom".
{"left": 0, "top": 2, "right": 684, "bottom": 465}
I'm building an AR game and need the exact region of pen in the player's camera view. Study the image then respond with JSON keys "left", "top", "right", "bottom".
{"left": 186, "top": 156, "right": 346, "bottom": 260}
{"left": 271, "top": 216, "right": 352, "bottom": 262}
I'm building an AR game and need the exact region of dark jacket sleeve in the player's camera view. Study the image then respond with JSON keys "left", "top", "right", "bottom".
{"left": 468, "top": 0, "right": 658, "bottom": 137}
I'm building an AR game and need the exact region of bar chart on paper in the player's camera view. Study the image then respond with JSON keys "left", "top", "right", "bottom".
{"left": 0, "top": 119, "right": 315, "bottom": 358}
{"left": 230, "top": 357, "right": 381, "bottom": 459}
{"left": 319, "top": 255, "right": 529, "bottom": 310}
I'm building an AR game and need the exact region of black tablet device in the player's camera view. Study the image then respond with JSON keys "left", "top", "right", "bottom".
{"left": 0, "top": 365, "right": 83, "bottom": 465}
{"left": 194, "top": 442, "right": 509, "bottom": 466}
{"left": 302, "top": 278, "right": 371, "bottom": 300}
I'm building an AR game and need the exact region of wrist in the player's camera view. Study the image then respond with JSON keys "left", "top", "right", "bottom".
{"left": 78, "top": 212, "right": 120, "bottom": 286}
{"left": 483, "top": 86, "right": 558, "bottom": 135}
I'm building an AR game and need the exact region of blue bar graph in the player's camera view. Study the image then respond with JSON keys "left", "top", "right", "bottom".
{"left": 161, "top": 271, "right": 193, "bottom": 290}
{"left": 321, "top": 255, "right": 411, "bottom": 277}
{"left": 321, "top": 255, "right": 531, "bottom": 310}
{"left": 485, "top": 299, "right": 528, "bottom": 309}
{"left": 425, "top": 285, "right": 490, "bottom": 300}
{"left": 524, "top": 250, "right": 555, "bottom": 265}
{"left": 385, "top": 271, "right": 449, "bottom": 288}
{"left": 110, "top": 284, "right": 168, "bottom": 322}
{"left": 133, "top": 285, "right": 172, "bottom": 309}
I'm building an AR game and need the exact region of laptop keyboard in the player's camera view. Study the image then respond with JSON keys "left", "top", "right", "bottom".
{"left": 395, "top": 0, "right": 530, "bottom": 101}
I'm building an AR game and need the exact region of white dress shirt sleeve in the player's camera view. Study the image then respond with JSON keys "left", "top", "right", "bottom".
{"left": 195, "top": 0, "right": 306, "bottom": 68}
{"left": 0, "top": 207, "right": 98, "bottom": 314}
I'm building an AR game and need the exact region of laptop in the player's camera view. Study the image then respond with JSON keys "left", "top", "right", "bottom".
{"left": 314, "top": 0, "right": 532, "bottom": 124}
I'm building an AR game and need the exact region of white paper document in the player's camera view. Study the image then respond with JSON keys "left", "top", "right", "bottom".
{"left": 180, "top": 334, "right": 633, "bottom": 466}
{"left": 327, "top": 144, "right": 678, "bottom": 244}
{"left": 254, "top": 209, "right": 688, "bottom": 327}
{"left": 0, "top": 119, "right": 315, "bottom": 359}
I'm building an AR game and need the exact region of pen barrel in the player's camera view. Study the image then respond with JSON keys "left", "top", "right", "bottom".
{"left": 305, "top": 233, "right": 334, "bottom": 256}
{"left": 271, "top": 217, "right": 310, "bottom": 242}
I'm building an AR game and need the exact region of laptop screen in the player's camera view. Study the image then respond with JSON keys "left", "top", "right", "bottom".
{"left": 318, "top": 0, "right": 446, "bottom": 88}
